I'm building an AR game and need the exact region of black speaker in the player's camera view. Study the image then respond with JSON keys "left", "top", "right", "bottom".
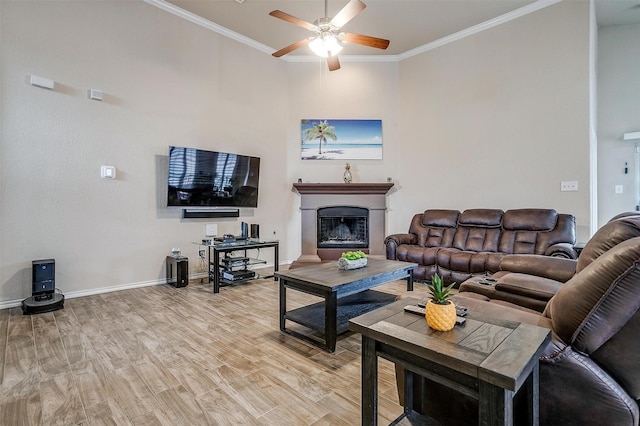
{"left": 250, "top": 224, "right": 260, "bottom": 239}
{"left": 166, "top": 256, "right": 188, "bottom": 287}
{"left": 32, "top": 259, "right": 55, "bottom": 300}
{"left": 241, "top": 221, "right": 249, "bottom": 239}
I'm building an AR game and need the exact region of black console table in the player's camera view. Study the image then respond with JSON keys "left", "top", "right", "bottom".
{"left": 200, "top": 239, "right": 279, "bottom": 293}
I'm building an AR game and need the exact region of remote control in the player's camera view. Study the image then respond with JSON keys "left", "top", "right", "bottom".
{"left": 404, "top": 305, "right": 425, "bottom": 316}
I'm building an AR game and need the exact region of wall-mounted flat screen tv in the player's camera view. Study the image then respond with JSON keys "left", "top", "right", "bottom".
{"left": 167, "top": 146, "right": 260, "bottom": 208}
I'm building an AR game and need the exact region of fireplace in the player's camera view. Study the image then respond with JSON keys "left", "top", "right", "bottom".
{"left": 293, "top": 183, "right": 394, "bottom": 263}
{"left": 317, "top": 206, "right": 369, "bottom": 249}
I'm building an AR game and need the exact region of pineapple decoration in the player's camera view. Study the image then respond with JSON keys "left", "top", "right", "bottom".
{"left": 425, "top": 274, "right": 457, "bottom": 331}
{"left": 343, "top": 163, "right": 353, "bottom": 183}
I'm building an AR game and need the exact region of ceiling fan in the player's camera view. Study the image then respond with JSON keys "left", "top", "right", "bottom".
{"left": 269, "top": 0, "right": 390, "bottom": 71}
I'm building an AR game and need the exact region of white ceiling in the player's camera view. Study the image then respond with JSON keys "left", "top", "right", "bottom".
{"left": 151, "top": 0, "right": 640, "bottom": 58}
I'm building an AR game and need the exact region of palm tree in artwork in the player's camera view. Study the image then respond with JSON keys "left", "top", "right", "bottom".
{"left": 303, "top": 120, "right": 338, "bottom": 155}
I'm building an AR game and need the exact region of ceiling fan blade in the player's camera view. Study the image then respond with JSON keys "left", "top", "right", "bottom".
{"left": 269, "top": 10, "right": 317, "bottom": 31}
{"left": 330, "top": 0, "right": 366, "bottom": 29}
{"left": 272, "top": 38, "right": 310, "bottom": 57}
{"left": 342, "top": 32, "right": 390, "bottom": 50}
{"left": 327, "top": 54, "right": 341, "bottom": 71}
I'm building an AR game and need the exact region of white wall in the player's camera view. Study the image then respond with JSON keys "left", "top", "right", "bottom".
{"left": 597, "top": 24, "right": 640, "bottom": 225}
{"left": 1, "top": 0, "right": 596, "bottom": 305}
{"left": 0, "top": 1, "right": 289, "bottom": 303}
{"left": 394, "top": 1, "right": 592, "bottom": 241}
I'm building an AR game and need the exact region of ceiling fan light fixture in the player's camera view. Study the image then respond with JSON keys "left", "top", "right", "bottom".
{"left": 309, "top": 33, "right": 343, "bottom": 58}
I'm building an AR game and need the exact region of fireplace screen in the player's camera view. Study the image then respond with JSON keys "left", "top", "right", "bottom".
{"left": 317, "top": 206, "right": 369, "bottom": 249}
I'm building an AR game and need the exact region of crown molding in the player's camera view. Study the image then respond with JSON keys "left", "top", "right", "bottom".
{"left": 398, "top": 0, "right": 563, "bottom": 60}
{"left": 143, "top": 0, "right": 275, "bottom": 55}
{"left": 145, "top": 0, "right": 562, "bottom": 64}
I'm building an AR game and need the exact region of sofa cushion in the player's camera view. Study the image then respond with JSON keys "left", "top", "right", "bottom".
{"left": 458, "top": 208, "right": 503, "bottom": 227}
{"left": 545, "top": 236, "right": 640, "bottom": 398}
{"left": 421, "top": 209, "right": 459, "bottom": 228}
{"left": 408, "top": 212, "right": 457, "bottom": 248}
{"left": 576, "top": 213, "right": 640, "bottom": 273}
{"left": 494, "top": 273, "right": 561, "bottom": 301}
{"left": 425, "top": 227, "right": 456, "bottom": 249}
{"left": 502, "top": 208, "right": 558, "bottom": 231}
{"left": 437, "top": 249, "right": 504, "bottom": 275}
{"left": 453, "top": 227, "right": 501, "bottom": 252}
{"left": 458, "top": 272, "right": 550, "bottom": 312}
{"left": 396, "top": 245, "right": 438, "bottom": 266}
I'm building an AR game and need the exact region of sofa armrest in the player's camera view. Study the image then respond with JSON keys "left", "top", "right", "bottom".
{"left": 499, "top": 254, "right": 576, "bottom": 283}
{"left": 384, "top": 233, "right": 417, "bottom": 260}
{"left": 494, "top": 275, "right": 563, "bottom": 302}
{"left": 545, "top": 242, "right": 579, "bottom": 259}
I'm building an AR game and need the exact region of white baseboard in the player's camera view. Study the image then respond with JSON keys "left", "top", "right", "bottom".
{"left": 0, "top": 278, "right": 166, "bottom": 311}
{"left": 0, "top": 262, "right": 290, "bottom": 311}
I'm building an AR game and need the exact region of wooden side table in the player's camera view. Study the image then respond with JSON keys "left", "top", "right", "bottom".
{"left": 349, "top": 298, "right": 551, "bottom": 426}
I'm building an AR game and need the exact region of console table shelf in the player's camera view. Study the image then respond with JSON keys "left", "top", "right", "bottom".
{"left": 196, "top": 240, "right": 279, "bottom": 293}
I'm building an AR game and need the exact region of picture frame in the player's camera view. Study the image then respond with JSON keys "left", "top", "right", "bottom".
{"left": 301, "top": 119, "right": 383, "bottom": 160}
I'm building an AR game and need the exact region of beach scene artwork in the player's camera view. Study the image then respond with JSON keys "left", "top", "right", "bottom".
{"left": 301, "top": 119, "right": 383, "bottom": 160}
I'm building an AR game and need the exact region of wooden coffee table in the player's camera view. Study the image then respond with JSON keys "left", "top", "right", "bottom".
{"left": 275, "top": 258, "right": 417, "bottom": 352}
{"left": 349, "top": 297, "right": 551, "bottom": 425}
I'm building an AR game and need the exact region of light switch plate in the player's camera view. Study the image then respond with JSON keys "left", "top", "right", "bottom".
{"left": 101, "top": 165, "right": 116, "bottom": 179}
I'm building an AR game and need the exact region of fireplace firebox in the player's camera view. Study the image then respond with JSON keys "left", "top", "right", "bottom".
{"left": 317, "top": 206, "right": 369, "bottom": 249}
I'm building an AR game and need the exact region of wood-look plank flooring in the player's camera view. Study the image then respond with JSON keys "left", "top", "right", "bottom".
{"left": 0, "top": 273, "right": 423, "bottom": 425}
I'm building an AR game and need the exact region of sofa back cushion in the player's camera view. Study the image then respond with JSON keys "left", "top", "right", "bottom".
{"left": 499, "top": 209, "right": 559, "bottom": 254}
{"left": 576, "top": 213, "right": 640, "bottom": 273}
{"left": 408, "top": 210, "right": 459, "bottom": 248}
{"left": 452, "top": 209, "right": 503, "bottom": 252}
{"left": 545, "top": 237, "right": 640, "bottom": 399}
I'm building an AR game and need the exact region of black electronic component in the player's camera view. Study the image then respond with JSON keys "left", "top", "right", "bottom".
{"left": 166, "top": 256, "right": 189, "bottom": 287}
{"left": 222, "top": 270, "right": 256, "bottom": 281}
{"left": 250, "top": 224, "right": 260, "bottom": 239}
{"left": 32, "top": 259, "right": 55, "bottom": 300}
{"left": 23, "top": 258, "right": 64, "bottom": 315}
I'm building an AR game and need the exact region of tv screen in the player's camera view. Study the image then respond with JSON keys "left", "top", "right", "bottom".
{"left": 167, "top": 146, "right": 260, "bottom": 208}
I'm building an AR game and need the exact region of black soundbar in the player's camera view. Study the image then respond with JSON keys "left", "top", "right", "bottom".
{"left": 183, "top": 209, "right": 239, "bottom": 218}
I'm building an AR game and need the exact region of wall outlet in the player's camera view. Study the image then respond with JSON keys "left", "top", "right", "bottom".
{"left": 560, "top": 181, "right": 579, "bottom": 192}
{"left": 615, "top": 184, "right": 624, "bottom": 194}
{"left": 198, "top": 249, "right": 206, "bottom": 257}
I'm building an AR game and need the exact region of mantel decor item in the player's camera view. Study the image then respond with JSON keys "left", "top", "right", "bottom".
{"left": 301, "top": 119, "right": 383, "bottom": 160}
{"left": 343, "top": 163, "right": 352, "bottom": 183}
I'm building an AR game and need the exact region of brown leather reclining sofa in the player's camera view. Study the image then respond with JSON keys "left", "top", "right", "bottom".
{"left": 385, "top": 208, "right": 576, "bottom": 285}
{"left": 458, "top": 211, "right": 640, "bottom": 312}
{"left": 396, "top": 213, "right": 640, "bottom": 425}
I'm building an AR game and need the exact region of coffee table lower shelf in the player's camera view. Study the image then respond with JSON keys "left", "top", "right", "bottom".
{"left": 283, "top": 290, "right": 397, "bottom": 347}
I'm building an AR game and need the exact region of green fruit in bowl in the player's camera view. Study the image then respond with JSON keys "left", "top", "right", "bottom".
{"left": 341, "top": 251, "right": 367, "bottom": 260}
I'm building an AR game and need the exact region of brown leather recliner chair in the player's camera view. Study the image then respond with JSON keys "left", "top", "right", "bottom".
{"left": 397, "top": 217, "right": 640, "bottom": 425}
{"left": 458, "top": 212, "right": 640, "bottom": 311}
